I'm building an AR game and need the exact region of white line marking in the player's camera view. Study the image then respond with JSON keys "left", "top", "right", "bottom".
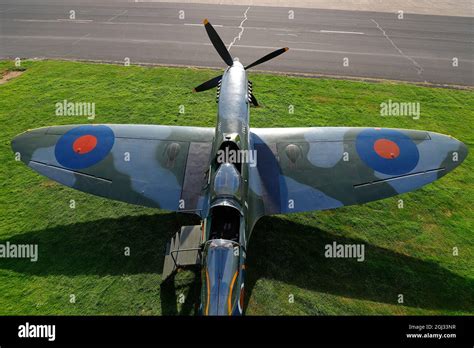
{"left": 371, "top": 19, "right": 423, "bottom": 75}
{"left": 279, "top": 40, "right": 332, "bottom": 46}
{"left": 13, "top": 19, "right": 59, "bottom": 23}
{"left": 2, "top": 35, "right": 469, "bottom": 63}
{"left": 184, "top": 23, "right": 222, "bottom": 27}
{"left": 1, "top": 35, "right": 212, "bottom": 47}
{"left": 15, "top": 19, "right": 93, "bottom": 23}
{"left": 103, "top": 21, "right": 172, "bottom": 26}
{"left": 6, "top": 18, "right": 467, "bottom": 44}
{"left": 0, "top": 8, "right": 15, "bottom": 13}
{"left": 220, "top": 15, "right": 244, "bottom": 19}
{"left": 276, "top": 33, "right": 298, "bottom": 37}
{"left": 319, "top": 30, "right": 365, "bottom": 35}
{"left": 57, "top": 19, "right": 93, "bottom": 23}
{"left": 228, "top": 6, "right": 250, "bottom": 51}
{"left": 107, "top": 10, "right": 128, "bottom": 22}
{"left": 245, "top": 26, "right": 290, "bottom": 32}
{"left": 232, "top": 43, "right": 463, "bottom": 62}
{"left": 71, "top": 33, "right": 91, "bottom": 45}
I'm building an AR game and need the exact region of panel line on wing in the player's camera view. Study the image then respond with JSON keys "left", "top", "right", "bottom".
{"left": 353, "top": 168, "right": 445, "bottom": 188}
{"left": 29, "top": 160, "right": 112, "bottom": 183}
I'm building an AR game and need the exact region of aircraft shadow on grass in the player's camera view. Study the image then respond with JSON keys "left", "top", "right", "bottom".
{"left": 0, "top": 213, "right": 472, "bottom": 314}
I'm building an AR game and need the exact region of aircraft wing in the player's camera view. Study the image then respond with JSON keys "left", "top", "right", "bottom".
{"left": 250, "top": 127, "right": 467, "bottom": 215}
{"left": 12, "top": 124, "right": 215, "bottom": 213}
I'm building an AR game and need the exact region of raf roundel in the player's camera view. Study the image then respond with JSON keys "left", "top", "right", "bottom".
{"left": 73, "top": 135, "right": 98, "bottom": 155}
{"left": 356, "top": 128, "right": 419, "bottom": 175}
{"left": 373, "top": 139, "right": 400, "bottom": 159}
{"left": 55, "top": 125, "right": 115, "bottom": 169}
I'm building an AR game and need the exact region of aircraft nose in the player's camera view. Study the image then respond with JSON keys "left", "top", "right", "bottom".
{"left": 231, "top": 59, "right": 244, "bottom": 69}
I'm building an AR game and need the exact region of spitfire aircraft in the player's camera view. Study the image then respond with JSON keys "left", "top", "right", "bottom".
{"left": 12, "top": 19, "right": 468, "bottom": 316}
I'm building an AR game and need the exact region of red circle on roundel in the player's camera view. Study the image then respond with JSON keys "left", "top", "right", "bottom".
{"left": 373, "top": 139, "right": 400, "bottom": 159}
{"left": 73, "top": 135, "right": 98, "bottom": 154}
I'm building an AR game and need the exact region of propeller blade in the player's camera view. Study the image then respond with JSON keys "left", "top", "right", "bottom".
{"left": 245, "top": 47, "right": 289, "bottom": 70}
{"left": 250, "top": 93, "right": 259, "bottom": 107}
{"left": 203, "top": 19, "right": 234, "bottom": 66}
{"left": 193, "top": 75, "right": 222, "bottom": 92}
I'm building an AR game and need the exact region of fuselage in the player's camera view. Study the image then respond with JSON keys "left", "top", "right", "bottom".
{"left": 199, "top": 59, "right": 251, "bottom": 315}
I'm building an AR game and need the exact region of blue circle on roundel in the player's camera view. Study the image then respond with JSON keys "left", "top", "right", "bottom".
{"left": 356, "top": 128, "right": 419, "bottom": 175}
{"left": 55, "top": 125, "right": 115, "bottom": 169}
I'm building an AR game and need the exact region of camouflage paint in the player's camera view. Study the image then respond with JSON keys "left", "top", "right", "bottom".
{"left": 11, "top": 73, "right": 468, "bottom": 317}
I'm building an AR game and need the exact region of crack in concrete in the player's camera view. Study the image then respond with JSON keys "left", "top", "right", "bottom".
{"left": 228, "top": 6, "right": 251, "bottom": 51}
{"left": 371, "top": 18, "right": 424, "bottom": 76}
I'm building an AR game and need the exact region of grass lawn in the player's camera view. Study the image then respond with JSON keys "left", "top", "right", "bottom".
{"left": 0, "top": 60, "right": 472, "bottom": 315}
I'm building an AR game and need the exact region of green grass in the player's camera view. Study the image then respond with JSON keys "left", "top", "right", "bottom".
{"left": 0, "top": 60, "right": 472, "bottom": 315}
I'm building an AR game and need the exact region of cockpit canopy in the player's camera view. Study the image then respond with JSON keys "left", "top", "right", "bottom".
{"left": 213, "top": 162, "right": 241, "bottom": 198}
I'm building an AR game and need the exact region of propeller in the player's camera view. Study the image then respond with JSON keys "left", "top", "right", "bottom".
{"left": 193, "top": 18, "right": 289, "bottom": 101}
{"left": 193, "top": 75, "right": 222, "bottom": 93}
{"left": 249, "top": 93, "right": 259, "bottom": 107}
{"left": 245, "top": 47, "right": 288, "bottom": 70}
{"left": 203, "top": 19, "right": 234, "bottom": 66}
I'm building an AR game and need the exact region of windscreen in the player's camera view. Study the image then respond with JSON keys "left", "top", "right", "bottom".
{"left": 213, "top": 163, "right": 241, "bottom": 197}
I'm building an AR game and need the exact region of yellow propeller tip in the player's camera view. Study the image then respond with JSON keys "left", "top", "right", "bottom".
{"left": 284, "top": 47, "right": 289, "bottom": 51}
{"left": 192, "top": 88, "right": 197, "bottom": 93}
{"left": 203, "top": 19, "right": 209, "bottom": 25}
